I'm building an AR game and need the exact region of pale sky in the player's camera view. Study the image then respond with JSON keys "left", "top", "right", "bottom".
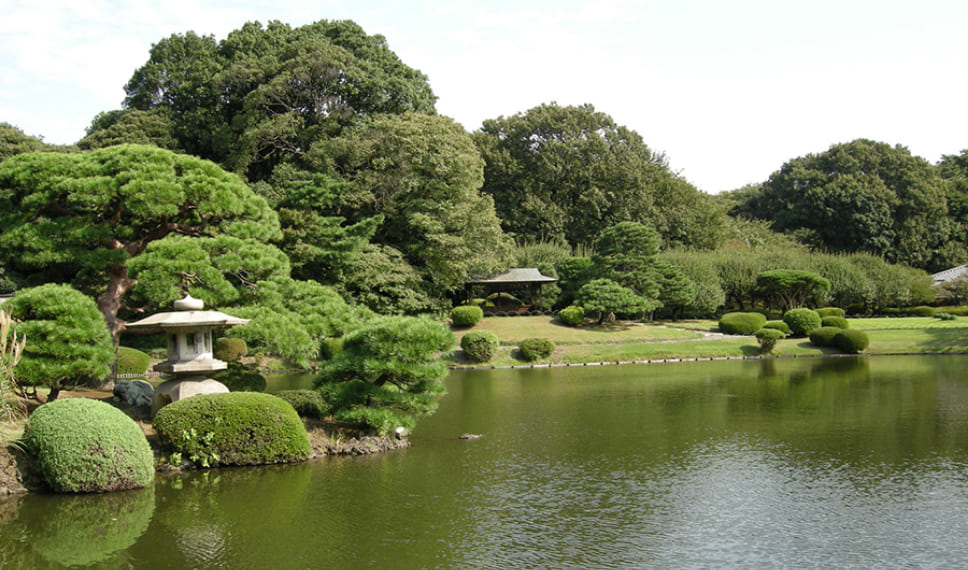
{"left": 2, "top": 0, "right": 966, "bottom": 193}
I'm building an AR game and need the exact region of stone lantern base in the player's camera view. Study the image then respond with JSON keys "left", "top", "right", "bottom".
{"left": 152, "top": 376, "right": 229, "bottom": 416}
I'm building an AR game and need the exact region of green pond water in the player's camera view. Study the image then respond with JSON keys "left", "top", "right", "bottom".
{"left": 3, "top": 355, "right": 968, "bottom": 568}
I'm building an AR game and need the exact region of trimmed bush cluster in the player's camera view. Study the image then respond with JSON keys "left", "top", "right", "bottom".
{"left": 214, "top": 337, "right": 248, "bottom": 362}
{"left": 816, "top": 307, "right": 846, "bottom": 318}
{"left": 519, "top": 338, "right": 555, "bottom": 361}
{"left": 212, "top": 362, "right": 266, "bottom": 392}
{"left": 935, "top": 312, "right": 957, "bottom": 321}
{"left": 116, "top": 346, "right": 151, "bottom": 374}
{"left": 557, "top": 305, "right": 585, "bottom": 327}
{"left": 461, "top": 330, "right": 500, "bottom": 363}
{"left": 834, "top": 329, "right": 870, "bottom": 353}
{"left": 277, "top": 389, "right": 329, "bottom": 419}
{"left": 754, "top": 328, "right": 785, "bottom": 354}
{"left": 153, "top": 392, "right": 311, "bottom": 467}
{"left": 718, "top": 312, "right": 767, "bottom": 335}
{"left": 809, "top": 326, "right": 843, "bottom": 347}
{"left": 762, "top": 320, "right": 791, "bottom": 335}
{"left": 782, "top": 308, "right": 822, "bottom": 337}
{"left": 821, "top": 316, "right": 849, "bottom": 329}
{"left": 25, "top": 398, "right": 154, "bottom": 493}
{"left": 451, "top": 305, "right": 484, "bottom": 327}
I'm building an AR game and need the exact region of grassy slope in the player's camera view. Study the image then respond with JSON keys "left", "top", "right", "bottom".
{"left": 450, "top": 315, "right": 968, "bottom": 367}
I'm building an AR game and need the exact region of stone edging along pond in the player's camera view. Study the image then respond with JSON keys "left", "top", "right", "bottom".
{"left": 449, "top": 350, "right": 968, "bottom": 371}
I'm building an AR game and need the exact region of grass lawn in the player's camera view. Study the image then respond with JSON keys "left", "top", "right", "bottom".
{"left": 453, "top": 316, "right": 706, "bottom": 345}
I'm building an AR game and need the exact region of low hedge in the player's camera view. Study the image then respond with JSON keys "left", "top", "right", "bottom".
{"left": 451, "top": 305, "right": 484, "bottom": 327}
{"left": 116, "top": 346, "right": 151, "bottom": 374}
{"left": 821, "top": 316, "right": 849, "bottom": 329}
{"left": 153, "top": 392, "right": 311, "bottom": 468}
{"left": 277, "top": 389, "right": 329, "bottom": 419}
{"left": 214, "top": 337, "right": 248, "bottom": 362}
{"left": 762, "top": 320, "right": 791, "bottom": 335}
{"left": 461, "top": 330, "right": 500, "bottom": 363}
{"left": 519, "top": 338, "right": 555, "bottom": 361}
{"left": 809, "top": 326, "right": 843, "bottom": 347}
{"left": 816, "top": 307, "right": 846, "bottom": 318}
{"left": 910, "top": 305, "right": 936, "bottom": 317}
{"left": 718, "top": 312, "right": 767, "bottom": 335}
{"left": 557, "top": 305, "right": 585, "bottom": 327}
{"left": 783, "top": 308, "right": 822, "bottom": 337}
{"left": 25, "top": 398, "right": 154, "bottom": 493}
{"left": 834, "top": 329, "right": 869, "bottom": 354}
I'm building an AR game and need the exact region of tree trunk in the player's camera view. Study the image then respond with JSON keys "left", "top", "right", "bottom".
{"left": 97, "top": 264, "right": 137, "bottom": 344}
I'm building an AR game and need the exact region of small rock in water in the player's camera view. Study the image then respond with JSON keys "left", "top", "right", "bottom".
{"left": 459, "top": 433, "right": 483, "bottom": 440}
{"left": 394, "top": 426, "right": 409, "bottom": 439}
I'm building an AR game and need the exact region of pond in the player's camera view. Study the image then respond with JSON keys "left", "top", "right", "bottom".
{"left": 2, "top": 355, "right": 968, "bottom": 568}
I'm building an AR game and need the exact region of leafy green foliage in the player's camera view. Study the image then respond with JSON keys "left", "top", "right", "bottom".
{"left": 116, "top": 346, "right": 151, "bottom": 374}
{"left": 3, "top": 284, "right": 114, "bottom": 399}
{"left": 451, "top": 305, "right": 484, "bottom": 327}
{"left": 77, "top": 109, "right": 180, "bottom": 151}
{"left": 576, "top": 279, "right": 659, "bottom": 323}
{"left": 315, "top": 316, "right": 454, "bottom": 435}
{"left": 277, "top": 389, "right": 329, "bottom": 419}
{"left": 910, "top": 305, "right": 936, "bottom": 317}
{"left": 762, "top": 320, "right": 791, "bottom": 335}
{"left": 783, "top": 308, "right": 823, "bottom": 337}
{"left": 557, "top": 305, "right": 585, "bottom": 327}
{"left": 754, "top": 328, "right": 785, "bottom": 354}
{"left": 25, "top": 398, "right": 154, "bottom": 492}
{"left": 460, "top": 330, "right": 500, "bottom": 363}
{"left": 153, "top": 392, "right": 311, "bottom": 466}
{"left": 319, "top": 337, "right": 344, "bottom": 361}
{"left": 821, "top": 316, "right": 849, "bottom": 329}
{"left": 816, "top": 307, "right": 846, "bottom": 318}
{"left": 0, "top": 122, "right": 58, "bottom": 163}
{"left": 718, "top": 312, "right": 767, "bottom": 335}
{"left": 518, "top": 338, "right": 556, "bottom": 362}
{"left": 214, "top": 337, "right": 248, "bottom": 362}
{"left": 833, "top": 329, "right": 870, "bottom": 354}
{"left": 809, "top": 326, "right": 842, "bottom": 347}
{"left": 755, "top": 269, "right": 830, "bottom": 312}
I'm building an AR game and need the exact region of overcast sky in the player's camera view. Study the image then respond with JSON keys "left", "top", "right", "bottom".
{"left": 2, "top": 0, "right": 966, "bottom": 193}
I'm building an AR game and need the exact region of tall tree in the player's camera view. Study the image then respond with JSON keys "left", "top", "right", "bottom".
{"left": 0, "top": 145, "right": 280, "bottom": 340}
{"left": 937, "top": 150, "right": 968, "bottom": 265}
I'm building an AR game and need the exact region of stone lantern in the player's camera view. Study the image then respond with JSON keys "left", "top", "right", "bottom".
{"left": 126, "top": 294, "right": 249, "bottom": 414}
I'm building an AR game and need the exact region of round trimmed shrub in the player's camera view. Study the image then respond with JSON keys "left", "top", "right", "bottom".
{"left": 821, "top": 316, "right": 849, "bottom": 329}
{"left": 319, "top": 336, "right": 344, "bottom": 360}
{"left": 451, "top": 305, "right": 484, "bottom": 327}
{"left": 754, "top": 328, "right": 785, "bottom": 354}
{"left": 718, "top": 312, "right": 767, "bottom": 335}
{"left": 816, "top": 307, "right": 846, "bottom": 318}
{"left": 834, "top": 329, "right": 870, "bottom": 354}
{"left": 214, "top": 337, "right": 248, "bottom": 362}
{"left": 809, "top": 326, "right": 842, "bottom": 347}
{"left": 519, "top": 338, "right": 555, "bottom": 361}
{"left": 782, "top": 308, "right": 822, "bottom": 337}
{"left": 116, "top": 346, "right": 151, "bottom": 374}
{"left": 910, "top": 305, "right": 936, "bottom": 317}
{"left": 461, "top": 330, "right": 500, "bottom": 363}
{"left": 154, "top": 392, "right": 310, "bottom": 467}
{"left": 25, "top": 398, "right": 154, "bottom": 493}
{"left": 762, "top": 320, "right": 791, "bottom": 335}
{"left": 277, "top": 389, "right": 329, "bottom": 419}
{"left": 212, "top": 362, "right": 266, "bottom": 392}
{"left": 557, "top": 305, "right": 585, "bottom": 327}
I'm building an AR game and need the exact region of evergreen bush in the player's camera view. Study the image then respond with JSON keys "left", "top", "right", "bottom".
{"left": 214, "top": 337, "right": 248, "bottom": 362}
{"left": 821, "top": 316, "right": 849, "bottom": 329}
{"left": 25, "top": 398, "right": 154, "bottom": 493}
{"left": 833, "top": 329, "right": 870, "bottom": 354}
{"left": 519, "top": 338, "right": 555, "bottom": 361}
{"left": 460, "top": 331, "right": 500, "bottom": 363}
{"left": 935, "top": 312, "right": 957, "bottom": 321}
{"left": 762, "top": 320, "right": 791, "bottom": 335}
{"left": 451, "top": 305, "right": 484, "bottom": 327}
{"left": 782, "top": 308, "right": 822, "bottom": 337}
{"left": 816, "top": 307, "right": 846, "bottom": 318}
{"left": 718, "top": 312, "right": 767, "bottom": 335}
{"left": 754, "top": 328, "right": 785, "bottom": 354}
{"left": 153, "top": 392, "right": 310, "bottom": 467}
{"left": 116, "top": 347, "right": 151, "bottom": 374}
{"left": 557, "top": 305, "right": 585, "bottom": 327}
{"left": 277, "top": 389, "right": 329, "bottom": 419}
{"left": 809, "top": 326, "right": 842, "bottom": 347}
{"left": 910, "top": 305, "right": 936, "bottom": 317}
{"left": 212, "top": 362, "right": 266, "bottom": 392}
{"left": 319, "top": 337, "right": 344, "bottom": 360}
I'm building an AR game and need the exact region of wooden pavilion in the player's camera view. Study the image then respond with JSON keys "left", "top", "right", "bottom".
{"left": 464, "top": 268, "right": 557, "bottom": 314}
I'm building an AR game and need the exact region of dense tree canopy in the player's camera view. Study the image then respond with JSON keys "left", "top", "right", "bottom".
{"left": 740, "top": 139, "right": 951, "bottom": 271}
{"left": 0, "top": 145, "right": 280, "bottom": 339}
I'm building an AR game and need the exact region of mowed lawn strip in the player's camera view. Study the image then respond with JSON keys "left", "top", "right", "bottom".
{"left": 453, "top": 316, "right": 705, "bottom": 345}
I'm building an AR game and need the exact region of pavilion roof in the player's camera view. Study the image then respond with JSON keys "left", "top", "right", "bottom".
{"left": 465, "top": 267, "right": 557, "bottom": 285}
{"left": 932, "top": 264, "right": 968, "bottom": 284}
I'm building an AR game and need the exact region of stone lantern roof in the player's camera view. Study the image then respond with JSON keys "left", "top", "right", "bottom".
{"left": 126, "top": 295, "right": 250, "bottom": 330}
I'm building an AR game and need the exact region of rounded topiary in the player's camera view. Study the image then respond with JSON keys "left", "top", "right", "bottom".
{"left": 557, "top": 305, "right": 585, "bottom": 327}
{"left": 821, "top": 316, "right": 849, "bottom": 329}
{"left": 153, "top": 392, "right": 311, "bottom": 467}
{"left": 277, "top": 389, "right": 329, "bottom": 419}
{"left": 451, "top": 305, "right": 484, "bottom": 327}
{"left": 754, "top": 328, "right": 785, "bottom": 354}
{"left": 762, "top": 320, "right": 791, "bottom": 335}
{"left": 212, "top": 362, "right": 266, "bottom": 392}
{"left": 816, "top": 307, "right": 846, "bottom": 318}
{"left": 718, "top": 312, "right": 767, "bottom": 335}
{"left": 25, "top": 398, "right": 154, "bottom": 493}
{"left": 214, "top": 337, "right": 248, "bottom": 362}
{"left": 782, "top": 308, "right": 823, "bottom": 337}
{"left": 319, "top": 336, "right": 344, "bottom": 360}
{"left": 834, "top": 329, "right": 870, "bottom": 354}
{"left": 461, "top": 330, "right": 500, "bottom": 363}
{"left": 809, "top": 326, "right": 843, "bottom": 347}
{"left": 910, "top": 305, "right": 936, "bottom": 317}
{"left": 116, "top": 346, "right": 151, "bottom": 374}
{"left": 519, "top": 337, "right": 555, "bottom": 361}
